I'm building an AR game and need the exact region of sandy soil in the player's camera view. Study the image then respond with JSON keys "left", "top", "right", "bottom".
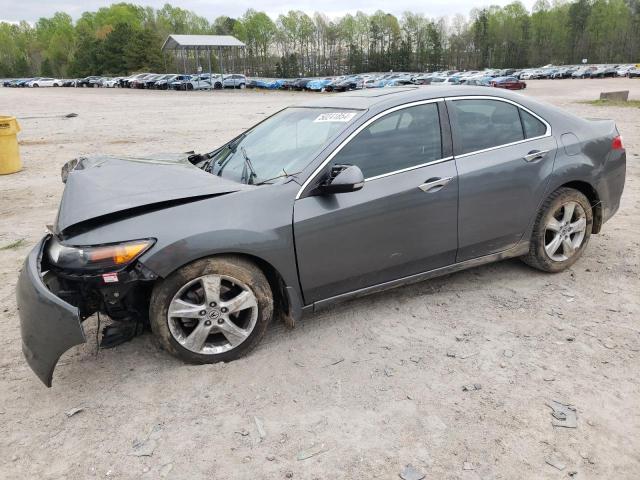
{"left": 0, "top": 79, "right": 639, "bottom": 479}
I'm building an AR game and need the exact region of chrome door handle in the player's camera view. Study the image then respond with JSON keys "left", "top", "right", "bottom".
{"left": 419, "top": 176, "right": 453, "bottom": 193}
{"left": 523, "top": 150, "right": 549, "bottom": 162}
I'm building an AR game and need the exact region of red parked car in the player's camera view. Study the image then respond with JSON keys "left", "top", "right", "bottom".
{"left": 491, "top": 76, "right": 526, "bottom": 90}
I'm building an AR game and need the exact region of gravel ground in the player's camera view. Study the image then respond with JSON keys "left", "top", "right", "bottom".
{"left": 0, "top": 79, "right": 639, "bottom": 479}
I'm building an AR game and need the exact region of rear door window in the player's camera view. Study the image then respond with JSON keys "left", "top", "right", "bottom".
{"left": 448, "top": 99, "right": 524, "bottom": 155}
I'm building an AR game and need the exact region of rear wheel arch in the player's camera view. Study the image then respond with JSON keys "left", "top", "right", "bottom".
{"left": 559, "top": 181, "right": 602, "bottom": 233}
{"left": 523, "top": 186, "right": 593, "bottom": 272}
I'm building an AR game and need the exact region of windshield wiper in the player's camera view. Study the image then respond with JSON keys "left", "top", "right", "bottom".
{"left": 255, "top": 169, "right": 302, "bottom": 185}
{"left": 240, "top": 146, "right": 257, "bottom": 185}
{"left": 209, "top": 133, "right": 248, "bottom": 174}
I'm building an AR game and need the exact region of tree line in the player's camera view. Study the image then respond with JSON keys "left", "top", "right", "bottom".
{"left": 1, "top": 0, "right": 639, "bottom": 79}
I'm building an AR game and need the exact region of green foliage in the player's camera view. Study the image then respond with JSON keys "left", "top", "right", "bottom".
{"left": 1, "top": 1, "right": 639, "bottom": 79}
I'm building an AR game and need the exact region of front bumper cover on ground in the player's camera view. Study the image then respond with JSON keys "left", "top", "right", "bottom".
{"left": 17, "top": 236, "right": 86, "bottom": 387}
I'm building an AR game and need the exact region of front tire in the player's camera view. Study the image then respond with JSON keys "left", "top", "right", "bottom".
{"left": 150, "top": 256, "right": 273, "bottom": 364}
{"left": 522, "top": 188, "right": 593, "bottom": 272}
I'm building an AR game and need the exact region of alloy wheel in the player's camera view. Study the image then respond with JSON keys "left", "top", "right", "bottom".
{"left": 544, "top": 201, "right": 587, "bottom": 262}
{"left": 167, "top": 274, "right": 258, "bottom": 355}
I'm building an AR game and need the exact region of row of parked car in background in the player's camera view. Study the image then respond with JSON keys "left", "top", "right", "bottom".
{"left": 1, "top": 72, "right": 248, "bottom": 90}
{"left": 3, "top": 63, "right": 639, "bottom": 92}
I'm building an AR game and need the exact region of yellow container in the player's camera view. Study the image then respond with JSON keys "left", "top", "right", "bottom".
{"left": 0, "top": 116, "right": 22, "bottom": 175}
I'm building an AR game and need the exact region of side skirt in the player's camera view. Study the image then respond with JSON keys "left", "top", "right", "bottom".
{"left": 310, "top": 242, "right": 530, "bottom": 312}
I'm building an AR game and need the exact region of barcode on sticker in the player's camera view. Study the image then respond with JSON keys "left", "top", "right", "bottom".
{"left": 102, "top": 272, "right": 119, "bottom": 283}
{"left": 314, "top": 112, "right": 357, "bottom": 123}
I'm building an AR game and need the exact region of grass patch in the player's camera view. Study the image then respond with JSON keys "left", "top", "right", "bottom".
{"left": 0, "top": 238, "right": 27, "bottom": 250}
{"left": 580, "top": 99, "right": 640, "bottom": 108}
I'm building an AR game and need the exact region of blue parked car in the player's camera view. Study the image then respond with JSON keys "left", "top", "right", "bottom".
{"left": 306, "top": 77, "right": 335, "bottom": 91}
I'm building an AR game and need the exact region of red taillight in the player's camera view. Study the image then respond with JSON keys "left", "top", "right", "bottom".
{"left": 612, "top": 135, "right": 624, "bottom": 150}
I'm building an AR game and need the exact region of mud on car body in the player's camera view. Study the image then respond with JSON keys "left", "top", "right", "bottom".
{"left": 17, "top": 86, "right": 626, "bottom": 386}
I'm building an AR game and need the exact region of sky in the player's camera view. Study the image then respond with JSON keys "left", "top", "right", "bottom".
{"left": 0, "top": 0, "right": 537, "bottom": 23}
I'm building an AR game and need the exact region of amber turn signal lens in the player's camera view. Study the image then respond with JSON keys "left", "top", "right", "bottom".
{"left": 87, "top": 242, "right": 151, "bottom": 265}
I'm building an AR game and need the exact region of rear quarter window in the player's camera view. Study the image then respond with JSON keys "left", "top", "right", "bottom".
{"left": 519, "top": 109, "right": 547, "bottom": 138}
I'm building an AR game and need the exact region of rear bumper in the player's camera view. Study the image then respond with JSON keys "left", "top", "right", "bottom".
{"left": 17, "top": 236, "right": 86, "bottom": 387}
{"left": 601, "top": 149, "right": 626, "bottom": 224}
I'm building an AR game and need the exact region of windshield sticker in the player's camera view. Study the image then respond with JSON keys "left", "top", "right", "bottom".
{"left": 314, "top": 112, "right": 357, "bottom": 123}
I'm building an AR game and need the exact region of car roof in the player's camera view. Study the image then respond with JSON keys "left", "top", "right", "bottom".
{"left": 296, "top": 85, "right": 520, "bottom": 110}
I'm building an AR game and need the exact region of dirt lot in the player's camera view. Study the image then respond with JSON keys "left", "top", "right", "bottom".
{"left": 1, "top": 79, "right": 639, "bottom": 479}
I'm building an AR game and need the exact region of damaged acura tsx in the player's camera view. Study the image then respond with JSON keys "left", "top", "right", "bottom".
{"left": 17, "top": 86, "right": 626, "bottom": 386}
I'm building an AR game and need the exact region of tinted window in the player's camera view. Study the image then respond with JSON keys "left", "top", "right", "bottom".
{"left": 520, "top": 109, "right": 547, "bottom": 138}
{"left": 330, "top": 103, "right": 442, "bottom": 179}
{"left": 449, "top": 99, "right": 524, "bottom": 154}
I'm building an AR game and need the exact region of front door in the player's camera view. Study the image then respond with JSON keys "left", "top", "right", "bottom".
{"left": 294, "top": 101, "right": 459, "bottom": 304}
{"left": 446, "top": 97, "right": 558, "bottom": 261}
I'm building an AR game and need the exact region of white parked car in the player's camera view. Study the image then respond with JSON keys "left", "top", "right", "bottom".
{"left": 520, "top": 70, "right": 540, "bottom": 80}
{"left": 617, "top": 65, "right": 635, "bottom": 77}
{"left": 102, "top": 77, "right": 122, "bottom": 88}
{"left": 28, "top": 77, "right": 62, "bottom": 87}
{"left": 170, "top": 76, "right": 213, "bottom": 91}
{"left": 222, "top": 74, "right": 247, "bottom": 89}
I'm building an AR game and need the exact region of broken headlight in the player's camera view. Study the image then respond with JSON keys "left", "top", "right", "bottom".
{"left": 46, "top": 237, "right": 154, "bottom": 272}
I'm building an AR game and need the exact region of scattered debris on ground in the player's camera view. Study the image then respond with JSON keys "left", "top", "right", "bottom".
{"left": 64, "top": 407, "right": 84, "bottom": 417}
{"left": 545, "top": 453, "right": 567, "bottom": 471}
{"left": 254, "top": 416, "right": 266, "bottom": 440}
{"left": 462, "top": 384, "right": 482, "bottom": 392}
{"left": 399, "top": 464, "right": 425, "bottom": 480}
{"left": 130, "top": 438, "right": 157, "bottom": 457}
{"left": 547, "top": 400, "right": 578, "bottom": 428}
{"left": 297, "top": 443, "right": 330, "bottom": 461}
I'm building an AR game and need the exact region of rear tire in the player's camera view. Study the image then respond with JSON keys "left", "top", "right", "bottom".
{"left": 522, "top": 188, "right": 593, "bottom": 272}
{"left": 150, "top": 256, "right": 273, "bottom": 364}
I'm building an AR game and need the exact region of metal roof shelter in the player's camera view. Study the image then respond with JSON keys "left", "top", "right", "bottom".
{"left": 161, "top": 35, "right": 245, "bottom": 50}
{"left": 161, "top": 34, "right": 246, "bottom": 89}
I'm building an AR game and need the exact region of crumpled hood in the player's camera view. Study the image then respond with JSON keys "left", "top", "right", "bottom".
{"left": 55, "top": 153, "right": 249, "bottom": 234}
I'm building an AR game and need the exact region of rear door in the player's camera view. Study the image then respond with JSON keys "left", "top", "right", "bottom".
{"left": 294, "top": 101, "right": 459, "bottom": 304}
{"left": 447, "top": 96, "right": 557, "bottom": 261}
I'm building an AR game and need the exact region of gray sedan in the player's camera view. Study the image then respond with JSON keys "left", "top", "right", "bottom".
{"left": 17, "top": 86, "right": 626, "bottom": 386}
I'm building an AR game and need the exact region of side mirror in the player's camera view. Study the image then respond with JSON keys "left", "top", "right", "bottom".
{"left": 320, "top": 165, "right": 365, "bottom": 194}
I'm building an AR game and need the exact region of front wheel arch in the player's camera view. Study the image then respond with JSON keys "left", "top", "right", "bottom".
{"left": 150, "top": 254, "right": 274, "bottom": 363}
{"left": 151, "top": 252, "right": 299, "bottom": 327}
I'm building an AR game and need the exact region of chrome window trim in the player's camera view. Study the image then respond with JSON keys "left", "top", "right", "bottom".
{"left": 295, "top": 98, "right": 445, "bottom": 199}
{"left": 365, "top": 156, "right": 454, "bottom": 181}
{"left": 295, "top": 94, "right": 552, "bottom": 199}
{"left": 445, "top": 95, "right": 552, "bottom": 159}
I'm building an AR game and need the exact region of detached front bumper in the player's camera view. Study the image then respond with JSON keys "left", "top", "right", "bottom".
{"left": 17, "top": 236, "right": 86, "bottom": 387}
